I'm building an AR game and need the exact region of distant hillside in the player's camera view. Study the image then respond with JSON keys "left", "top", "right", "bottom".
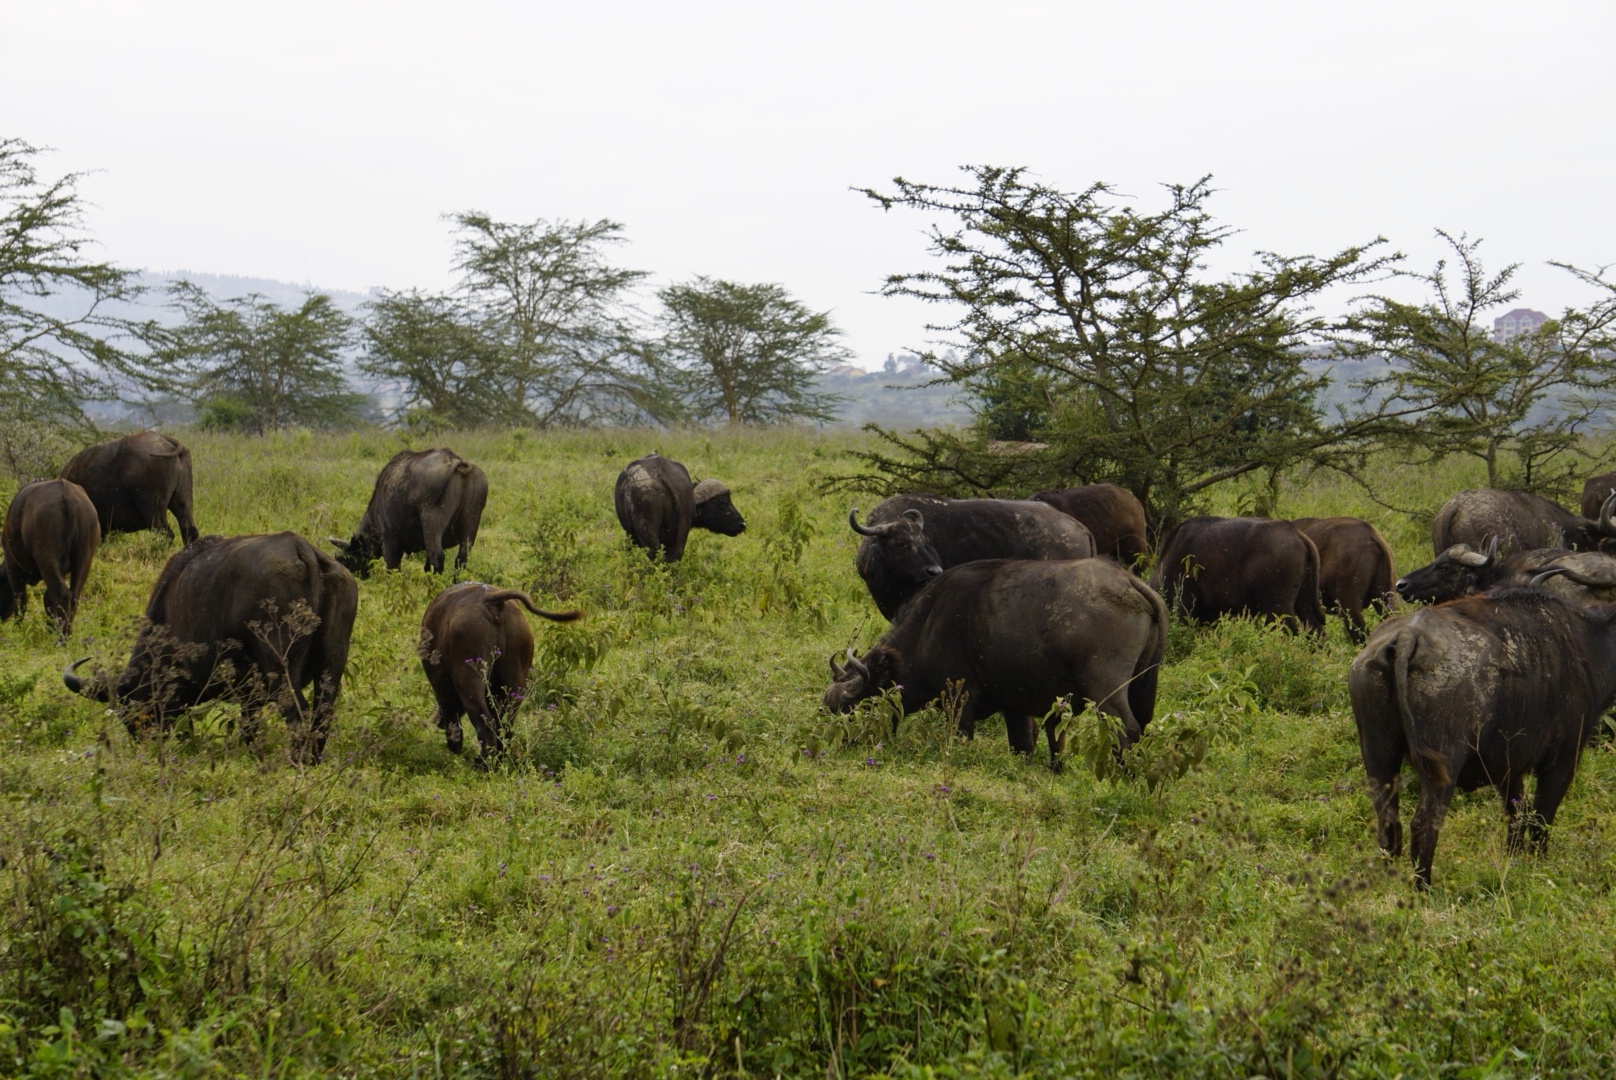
{"left": 816, "top": 364, "right": 974, "bottom": 429}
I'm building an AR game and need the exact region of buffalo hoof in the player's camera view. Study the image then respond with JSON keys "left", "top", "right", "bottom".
{"left": 443, "top": 722, "right": 464, "bottom": 754}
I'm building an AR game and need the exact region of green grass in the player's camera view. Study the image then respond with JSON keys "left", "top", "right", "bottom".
{"left": 4, "top": 427, "right": 1616, "bottom": 1077}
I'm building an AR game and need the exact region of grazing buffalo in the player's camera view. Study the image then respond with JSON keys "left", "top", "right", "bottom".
{"left": 1, "top": 479, "right": 100, "bottom": 636}
{"left": 331, "top": 448, "right": 487, "bottom": 575}
{"left": 60, "top": 430, "right": 199, "bottom": 545}
{"left": 1582, "top": 470, "right": 1616, "bottom": 520}
{"left": 1431, "top": 488, "right": 1614, "bottom": 555}
{"left": 1396, "top": 537, "right": 1616, "bottom": 606}
{"left": 1151, "top": 516, "right": 1325, "bottom": 634}
{"left": 1349, "top": 585, "right": 1616, "bottom": 888}
{"left": 613, "top": 453, "right": 746, "bottom": 562}
{"left": 850, "top": 494, "right": 1095, "bottom": 619}
{"left": 1030, "top": 483, "right": 1149, "bottom": 567}
{"left": 1293, "top": 516, "right": 1396, "bottom": 642}
{"left": 824, "top": 558, "right": 1167, "bottom": 767}
{"left": 63, "top": 533, "right": 358, "bottom": 764}
{"left": 418, "top": 583, "right": 582, "bottom": 760}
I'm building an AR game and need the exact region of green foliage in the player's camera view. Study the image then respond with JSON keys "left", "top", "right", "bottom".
{"left": 164, "top": 282, "right": 361, "bottom": 433}
{"left": 8, "top": 427, "right": 1616, "bottom": 1075}
{"left": 357, "top": 288, "right": 507, "bottom": 431}
{"left": 656, "top": 276, "right": 851, "bottom": 425}
{"left": 852, "top": 167, "right": 1398, "bottom": 524}
{"left": 1337, "top": 231, "right": 1616, "bottom": 495}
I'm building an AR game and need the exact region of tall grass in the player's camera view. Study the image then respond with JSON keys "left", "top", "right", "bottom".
{"left": 2, "top": 427, "right": 1616, "bottom": 1076}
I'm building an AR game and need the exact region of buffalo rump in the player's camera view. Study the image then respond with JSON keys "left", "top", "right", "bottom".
{"left": 1293, "top": 516, "right": 1396, "bottom": 642}
{"left": 61, "top": 430, "right": 199, "bottom": 545}
{"left": 614, "top": 453, "right": 746, "bottom": 562}
{"left": 332, "top": 448, "right": 487, "bottom": 574}
{"left": 1030, "top": 483, "right": 1148, "bottom": 567}
{"left": 1151, "top": 516, "right": 1325, "bottom": 634}
{"left": 1, "top": 479, "right": 100, "bottom": 636}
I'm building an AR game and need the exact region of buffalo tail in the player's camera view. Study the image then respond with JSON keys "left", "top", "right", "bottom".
{"left": 483, "top": 588, "right": 583, "bottom": 623}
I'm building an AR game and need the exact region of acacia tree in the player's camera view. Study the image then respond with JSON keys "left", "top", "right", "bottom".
{"left": 450, "top": 213, "right": 676, "bottom": 426}
{"left": 657, "top": 277, "right": 849, "bottom": 425}
{"left": 359, "top": 289, "right": 505, "bottom": 430}
{"left": 1335, "top": 232, "right": 1616, "bottom": 493}
{"left": 0, "top": 138, "right": 166, "bottom": 474}
{"left": 848, "top": 167, "right": 1399, "bottom": 525}
{"left": 167, "top": 283, "right": 359, "bottom": 433}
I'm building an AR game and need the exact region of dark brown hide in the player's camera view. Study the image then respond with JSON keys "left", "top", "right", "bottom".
{"left": 1397, "top": 543, "right": 1616, "bottom": 607}
{"left": 1151, "top": 516, "right": 1326, "bottom": 634}
{"left": 823, "top": 559, "right": 1167, "bottom": 767}
{"left": 419, "top": 582, "right": 582, "bottom": 759}
{"left": 1430, "top": 488, "right": 1612, "bottom": 555}
{"left": 1030, "top": 483, "right": 1148, "bottom": 567}
{"left": 613, "top": 453, "right": 745, "bottom": 563}
{"left": 0, "top": 479, "right": 100, "bottom": 635}
{"left": 64, "top": 532, "right": 358, "bottom": 764}
{"left": 1583, "top": 471, "right": 1616, "bottom": 520}
{"left": 1349, "top": 587, "right": 1616, "bottom": 888}
{"left": 333, "top": 448, "right": 487, "bottom": 574}
{"left": 60, "top": 431, "right": 198, "bottom": 545}
{"left": 853, "top": 494, "right": 1095, "bottom": 620}
{"left": 1293, "top": 516, "right": 1396, "bottom": 642}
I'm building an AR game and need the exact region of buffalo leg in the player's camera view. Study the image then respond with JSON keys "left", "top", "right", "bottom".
{"left": 1006, "top": 714, "right": 1038, "bottom": 756}
{"left": 1501, "top": 773, "right": 1529, "bottom": 854}
{"left": 39, "top": 561, "right": 73, "bottom": 639}
{"left": 431, "top": 677, "right": 465, "bottom": 754}
{"left": 451, "top": 663, "right": 502, "bottom": 759}
{"left": 1366, "top": 774, "right": 1404, "bottom": 858}
{"left": 1409, "top": 778, "right": 1456, "bottom": 889}
{"left": 1523, "top": 756, "right": 1579, "bottom": 854}
{"left": 420, "top": 507, "right": 453, "bottom": 574}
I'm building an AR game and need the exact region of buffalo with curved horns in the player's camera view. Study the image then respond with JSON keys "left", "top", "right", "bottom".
{"left": 824, "top": 558, "right": 1167, "bottom": 767}
{"left": 613, "top": 453, "right": 746, "bottom": 562}
{"left": 1431, "top": 488, "right": 1615, "bottom": 556}
{"left": 332, "top": 448, "right": 487, "bottom": 575}
{"left": 64, "top": 532, "right": 358, "bottom": 764}
{"left": 850, "top": 494, "right": 1094, "bottom": 620}
{"left": 1396, "top": 530, "right": 1616, "bottom": 607}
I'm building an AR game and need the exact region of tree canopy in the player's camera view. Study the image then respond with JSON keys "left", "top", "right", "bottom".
{"left": 845, "top": 167, "right": 1399, "bottom": 525}
{"left": 358, "top": 289, "right": 507, "bottom": 431}
{"left": 656, "top": 276, "right": 849, "bottom": 425}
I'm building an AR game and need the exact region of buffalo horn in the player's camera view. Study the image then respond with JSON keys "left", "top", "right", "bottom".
{"left": 1542, "top": 561, "right": 1616, "bottom": 590}
{"left": 848, "top": 509, "right": 893, "bottom": 537}
{"left": 328, "top": 536, "right": 351, "bottom": 551}
{"left": 1600, "top": 492, "right": 1616, "bottom": 536}
{"left": 62, "top": 656, "right": 107, "bottom": 701}
{"left": 1455, "top": 546, "right": 1491, "bottom": 568}
{"left": 901, "top": 508, "right": 925, "bottom": 530}
{"left": 830, "top": 653, "right": 846, "bottom": 679}
{"left": 847, "top": 649, "right": 870, "bottom": 681}
{"left": 1531, "top": 566, "right": 1570, "bottom": 588}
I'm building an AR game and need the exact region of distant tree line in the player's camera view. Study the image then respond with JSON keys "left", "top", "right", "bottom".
{"left": 9, "top": 137, "right": 1616, "bottom": 525}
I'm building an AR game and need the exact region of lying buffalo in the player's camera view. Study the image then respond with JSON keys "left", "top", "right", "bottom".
{"left": 1431, "top": 488, "right": 1614, "bottom": 555}
{"left": 1582, "top": 470, "right": 1616, "bottom": 520}
{"left": 332, "top": 448, "right": 487, "bottom": 575}
{"left": 824, "top": 558, "right": 1167, "bottom": 767}
{"left": 1396, "top": 536, "right": 1616, "bottom": 606}
{"left": 64, "top": 532, "right": 358, "bottom": 764}
{"left": 850, "top": 495, "right": 1095, "bottom": 619}
{"left": 1, "top": 479, "right": 100, "bottom": 636}
{"left": 419, "top": 583, "right": 581, "bottom": 760}
{"left": 1030, "top": 483, "right": 1149, "bottom": 567}
{"left": 614, "top": 453, "right": 746, "bottom": 562}
{"left": 1151, "top": 516, "right": 1325, "bottom": 634}
{"left": 1349, "top": 585, "right": 1616, "bottom": 888}
{"left": 1293, "top": 516, "right": 1396, "bottom": 642}
{"left": 60, "top": 430, "right": 199, "bottom": 545}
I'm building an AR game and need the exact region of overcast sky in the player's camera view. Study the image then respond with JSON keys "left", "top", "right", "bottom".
{"left": 5, "top": 0, "right": 1613, "bottom": 368}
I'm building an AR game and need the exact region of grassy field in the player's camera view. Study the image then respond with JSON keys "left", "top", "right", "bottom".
{"left": 4, "top": 427, "right": 1616, "bottom": 1078}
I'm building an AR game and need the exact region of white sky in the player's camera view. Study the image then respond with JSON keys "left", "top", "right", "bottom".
{"left": 5, "top": 0, "right": 1613, "bottom": 368}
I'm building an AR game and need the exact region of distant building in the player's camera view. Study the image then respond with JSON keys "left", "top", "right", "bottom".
{"left": 1493, "top": 307, "right": 1549, "bottom": 343}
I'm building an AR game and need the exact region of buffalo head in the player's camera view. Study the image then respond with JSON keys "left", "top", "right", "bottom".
{"left": 1572, "top": 491, "right": 1616, "bottom": 552}
{"left": 692, "top": 479, "right": 746, "bottom": 536}
{"left": 1396, "top": 535, "right": 1500, "bottom": 604}
{"left": 329, "top": 533, "right": 381, "bottom": 576}
{"left": 822, "top": 646, "right": 901, "bottom": 713}
{"left": 849, "top": 507, "right": 943, "bottom": 588}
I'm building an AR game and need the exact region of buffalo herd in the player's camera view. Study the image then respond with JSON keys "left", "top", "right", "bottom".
{"left": 12, "top": 430, "right": 1616, "bottom": 887}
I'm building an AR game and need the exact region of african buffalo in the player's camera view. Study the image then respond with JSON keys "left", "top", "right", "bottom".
{"left": 1349, "top": 584, "right": 1616, "bottom": 888}
{"left": 63, "top": 532, "right": 358, "bottom": 764}
{"left": 331, "top": 448, "right": 487, "bottom": 575}
{"left": 823, "top": 558, "right": 1166, "bottom": 767}
{"left": 1431, "top": 488, "right": 1614, "bottom": 555}
{"left": 850, "top": 494, "right": 1095, "bottom": 619}
{"left": 613, "top": 453, "right": 746, "bottom": 563}
{"left": 1293, "top": 516, "right": 1396, "bottom": 642}
{"left": 1030, "top": 483, "right": 1149, "bottom": 567}
{"left": 1151, "top": 516, "right": 1325, "bottom": 634}
{"left": 1396, "top": 536, "right": 1616, "bottom": 606}
{"left": 1582, "top": 470, "right": 1616, "bottom": 520}
{"left": 418, "top": 583, "right": 582, "bottom": 760}
{"left": 1, "top": 479, "right": 100, "bottom": 636}
{"left": 60, "top": 430, "right": 199, "bottom": 545}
